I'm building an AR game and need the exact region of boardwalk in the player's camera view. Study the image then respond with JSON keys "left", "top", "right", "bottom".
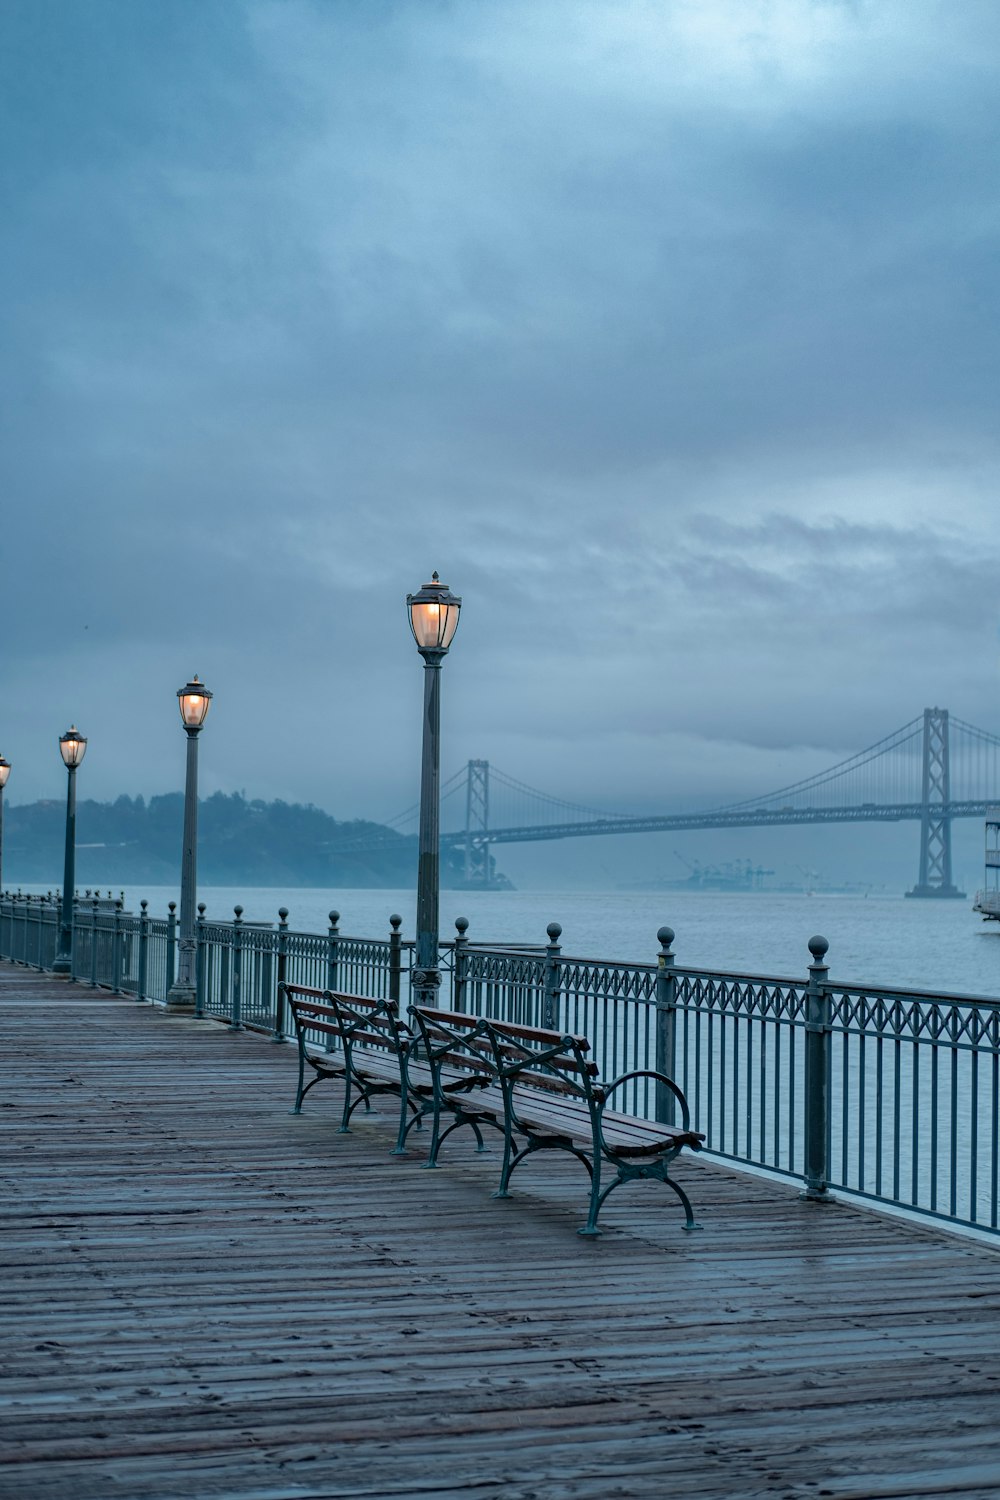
{"left": 2, "top": 966, "right": 1000, "bottom": 1499}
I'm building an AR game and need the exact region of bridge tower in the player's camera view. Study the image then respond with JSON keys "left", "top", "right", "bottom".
{"left": 906, "top": 707, "right": 966, "bottom": 899}
{"left": 463, "top": 759, "right": 492, "bottom": 887}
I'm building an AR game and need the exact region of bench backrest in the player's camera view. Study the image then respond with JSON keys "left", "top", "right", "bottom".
{"left": 409, "top": 1005, "right": 496, "bottom": 1088}
{"left": 483, "top": 1016, "right": 603, "bottom": 1127}
{"left": 282, "top": 982, "right": 410, "bottom": 1063}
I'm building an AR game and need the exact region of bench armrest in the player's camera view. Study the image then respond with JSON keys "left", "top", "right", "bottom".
{"left": 601, "top": 1070, "right": 693, "bottom": 1133}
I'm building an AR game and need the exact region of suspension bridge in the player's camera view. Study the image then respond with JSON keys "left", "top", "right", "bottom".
{"left": 354, "top": 709, "right": 1000, "bottom": 896}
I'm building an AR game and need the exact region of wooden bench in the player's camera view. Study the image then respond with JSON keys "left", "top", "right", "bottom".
{"left": 410, "top": 1006, "right": 705, "bottom": 1236}
{"left": 281, "top": 983, "right": 496, "bottom": 1158}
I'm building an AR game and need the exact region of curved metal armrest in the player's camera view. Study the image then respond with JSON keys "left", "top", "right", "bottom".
{"left": 601, "top": 1069, "right": 692, "bottom": 1132}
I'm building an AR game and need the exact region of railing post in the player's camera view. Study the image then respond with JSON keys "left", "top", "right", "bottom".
{"left": 137, "top": 900, "right": 149, "bottom": 1002}
{"left": 88, "top": 896, "right": 99, "bottom": 988}
{"left": 47, "top": 893, "right": 57, "bottom": 969}
{"left": 388, "top": 914, "right": 403, "bottom": 1007}
{"left": 325, "top": 911, "right": 340, "bottom": 1051}
{"left": 272, "top": 907, "right": 289, "bottom": 1041}
{"left": 230, "top": 906, "right": 244, "bottom": 1031}
{"left": 655, "top": 925, "right": 677, "bottom": 1124}
{"left": 802, "top": 934, "right": 831, "bottom": 1202}
{"left": 112, "top": 900, "right": 124, "bottom": 994}
{"left": 326, "top": 910, "right": 340, "bottom": 992}
{"left": 542, "top": 922, "right": 562, "bottom": 1030}
{"left": 453, "top": 916, "right": 469, "bottom": 1013}
{"left": 195, "top": 903, "right": 207, "bottom": 1018}
{"left": 166, "top": 901, "right": 178, "bottom": 996}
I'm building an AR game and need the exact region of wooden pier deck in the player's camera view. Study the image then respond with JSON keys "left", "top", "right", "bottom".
{"left": 3, "top": 965, "right": 1000, "bottom": 1500}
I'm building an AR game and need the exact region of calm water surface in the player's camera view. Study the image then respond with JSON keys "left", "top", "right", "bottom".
{"left": 56, "top": 883, "right": 1000, "bottom": 1000}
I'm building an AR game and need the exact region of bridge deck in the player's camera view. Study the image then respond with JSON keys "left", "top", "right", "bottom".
{"left": 3, "top": 964, "right": 1000, "bottom": 1500}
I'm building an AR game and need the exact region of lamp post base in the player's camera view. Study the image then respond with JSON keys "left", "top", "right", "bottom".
{"left": 51, "top": 955, "right": 72, "bottom": 975}
{"left": 165, "top": 983, "right": 196, "bottom": 1012}
{"left": 411, "top": 967, "right": 441, "bottom": 1009}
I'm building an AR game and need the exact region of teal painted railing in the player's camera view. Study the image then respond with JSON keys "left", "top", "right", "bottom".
{"left": 2, "top": 892, "right": 997, "bottom": 1238}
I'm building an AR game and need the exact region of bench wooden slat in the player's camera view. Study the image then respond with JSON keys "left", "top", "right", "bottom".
{"left": 484, "top": 1016, "right": 592, "bottom": 1050}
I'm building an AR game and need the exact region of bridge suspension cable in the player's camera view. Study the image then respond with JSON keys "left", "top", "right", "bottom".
{"left": 484, "top": 765, "right": 614, "bottom": 822}
{"left": 386, "top": 767, "right": 467, "bottom": 831}
{"left": 714, "top": 717, "right": 926, "bottom": 813}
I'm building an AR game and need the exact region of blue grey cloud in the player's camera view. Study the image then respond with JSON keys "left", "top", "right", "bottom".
{"left": 2, "top": 0, "right": 998, "bottom": 846}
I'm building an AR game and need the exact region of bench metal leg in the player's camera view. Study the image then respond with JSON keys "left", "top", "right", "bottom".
{"left": 582, "top": 1164, "right": 702, "bottom": 1234}
{"left": 340, "top": 1084, "right": 364, "bottom": 1132}
{"left": 290, "top": 1050, "right": 306, "bottom": 1115}
{"left": 662, "top": 1172, "right": 702, "bottom": 1231}
{"left": 422, "top": 1103, "right": 444, "bottom": 1168}
{"left": 491, "top": 1121, "right": 519, "bottom": 1198}
{"left": 391, "top": 1097, "right": 422, "bottom": 1156}
{"left": 577, "top": 1155, "right": 604, "bottom": 1237}
{"left": 291, "top": 1063, "right": 331, "bottom": 1115}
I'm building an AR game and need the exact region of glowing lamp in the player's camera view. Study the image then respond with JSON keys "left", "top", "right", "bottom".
{"left": 407, "top": 573, "right": 462, "bottom": 656}
{"left": 59, "top": 727, "right": 87, "bottom": 769}
{"left": 177, "top": 676, "right": 213, "bottom": 731}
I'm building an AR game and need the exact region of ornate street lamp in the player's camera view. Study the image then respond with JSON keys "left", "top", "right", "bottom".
{"left": 166, "top": 676, "right": 212, "bottom": 1010}
{"left": 53, "top": 727, "right": 87, "bottom": 974}
{"left": 0, "top": 756, "right": 10, "bottom": 894}
{"left": 407, "top": 573, "right": 461, "bottom": 1007}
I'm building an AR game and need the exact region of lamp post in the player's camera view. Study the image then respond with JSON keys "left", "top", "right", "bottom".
{"left": 53, "top": 727, "right": 87, "bottom": 975}
{"left": 166, "top": 675, "right": 212, "bottom": 1011}
{"left": 0, "top": 756, "right": 9, "bottom": 894}
{"left": 407, "top": 572, "right": 461, "bottom": 1007}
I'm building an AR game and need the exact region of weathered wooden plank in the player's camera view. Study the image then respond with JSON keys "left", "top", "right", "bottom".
{"left": 2, "top": 964, "right": 1000, "bottom": 1500}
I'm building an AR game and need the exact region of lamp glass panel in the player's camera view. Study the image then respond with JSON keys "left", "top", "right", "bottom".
{"left": 0, "top": 762, "right": 9, "bottom": 788}
{"left": 410, "top": 599, "right": 459, "bottom": 651}
{"left": 438, "top": 601, "right": 460, "bottom": 650}
{"left": 179, "top": 691, "right": 211, "bottom": 728}
{"left": 60, "top": 735, "right": 87, "bottom": 769}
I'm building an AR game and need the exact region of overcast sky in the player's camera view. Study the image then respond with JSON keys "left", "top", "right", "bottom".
{"left": 3, "top": 0, "right": 999, "bottom": 850}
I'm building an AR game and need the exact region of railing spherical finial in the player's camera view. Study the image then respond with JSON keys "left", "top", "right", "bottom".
{"left": 389, "top": 913, "right": 402, "bottom": 930}
{"left": 455, "top": 916, "right": 469, "bottom": 935}
{"left": 546, "top": 921, "right": 562, "bottom": 942}
{"left": 198, "top": 903, "right": 206, "bottom": 915}
{"left": 329, "top": 910, "right": 340, "bottom": 926}
{"left": 657, "top": 926, "right": 675, "bottom": 949}
{"left": 234, "top": 905, "right": 243, "bottom": 918}
{"left": 168, "top": 901, "right": 176, "bottom": 913}
{"left": 141, "top": 899, "right": 148, "bottom": 912}
{"left": 278, "top": 907, "right": 288, "bottom": 921}
{"left": 808, "top": 934, "right": 830, "bottom": 961}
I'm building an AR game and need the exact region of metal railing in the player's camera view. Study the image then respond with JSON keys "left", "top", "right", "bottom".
{"left": 449, "top": 917, "right": 1000, "bottom": 1238}
{"left": 2, "top": 891, "right": 998, "bottom": 1238}
{"left": 0, "top": 894, "right": 410, "bottom": 1032}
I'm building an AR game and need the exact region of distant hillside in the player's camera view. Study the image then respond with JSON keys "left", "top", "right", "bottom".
{"left": 1, "top": 791, "right": 455, "bottom": 889}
